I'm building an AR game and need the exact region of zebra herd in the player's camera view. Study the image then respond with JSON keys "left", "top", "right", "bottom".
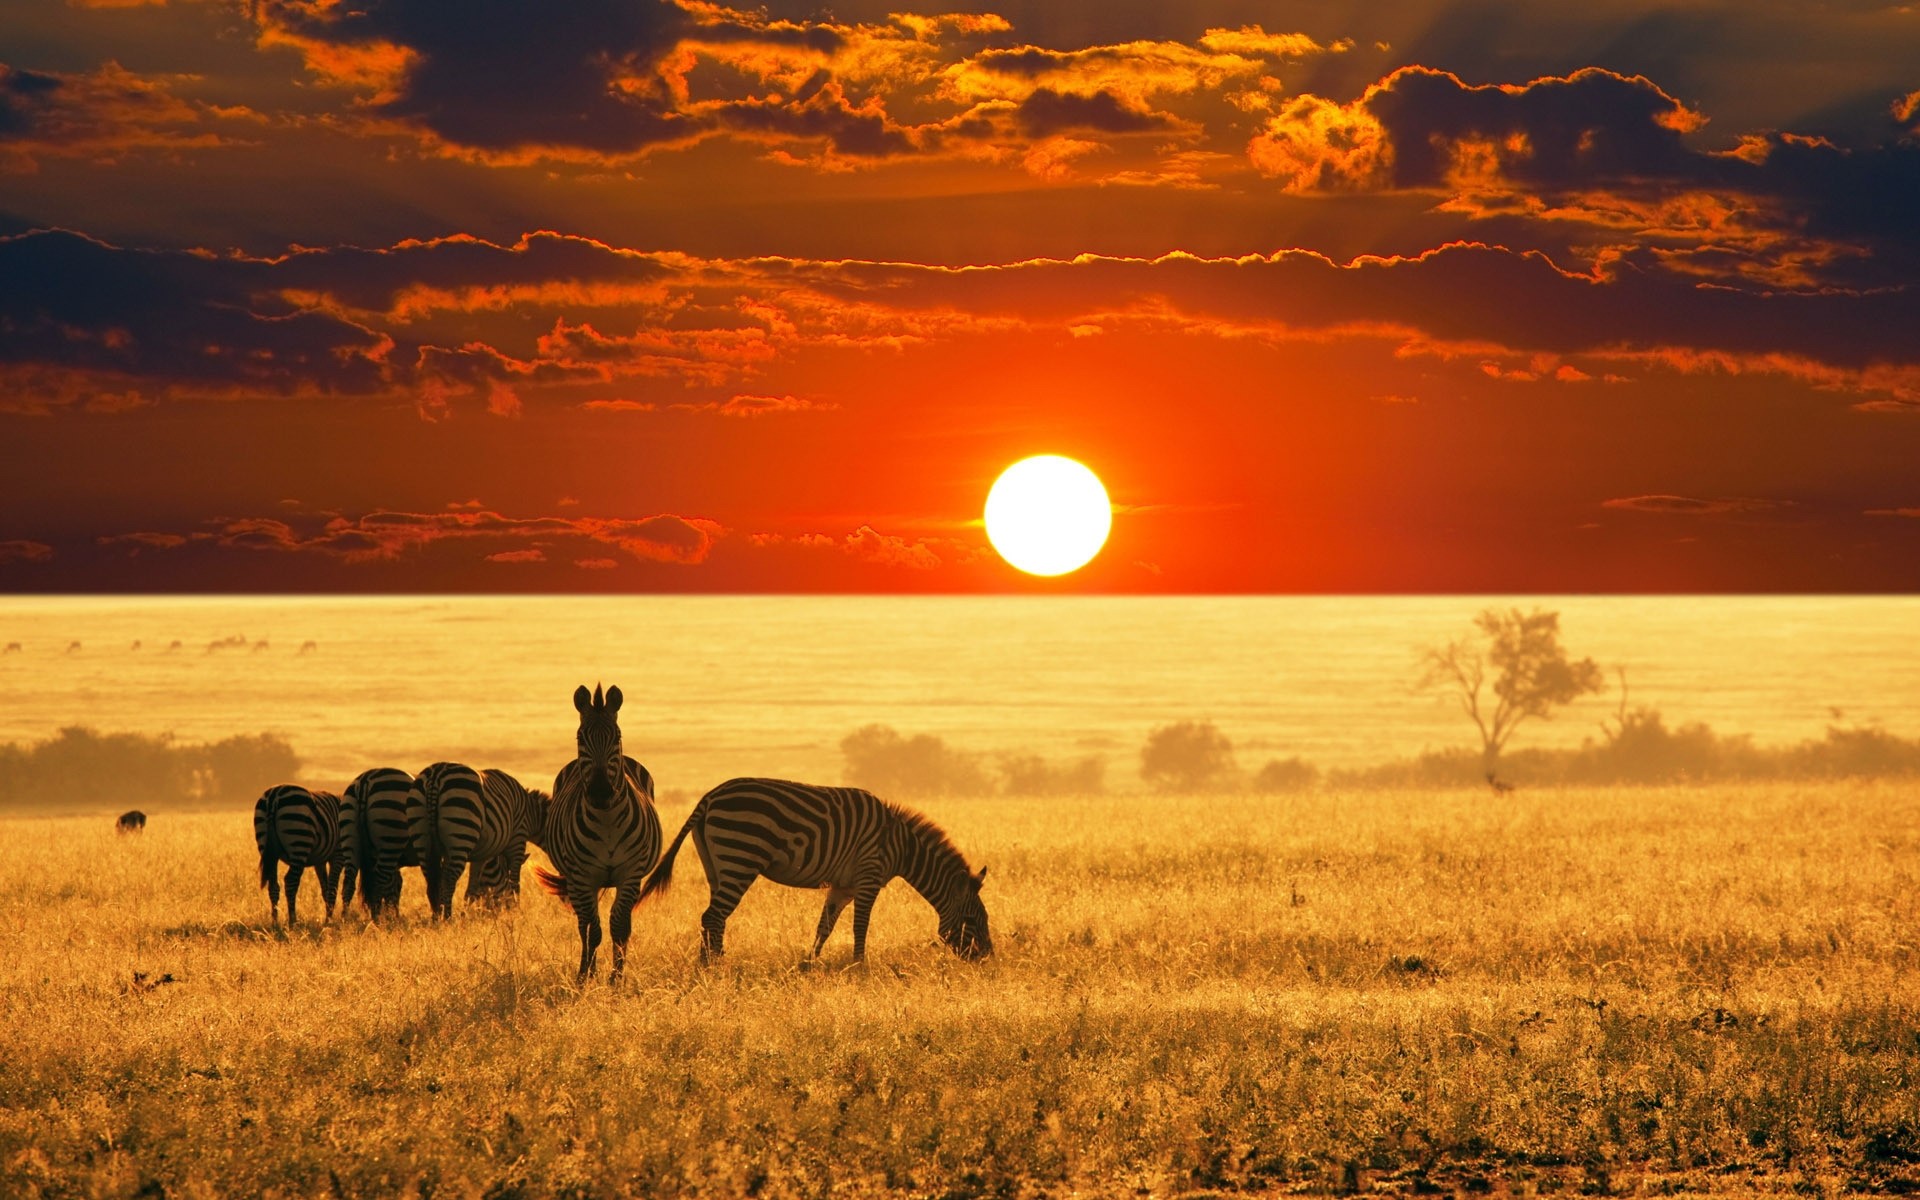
{"left": 253, "top": 683, "right": 992, "bottom": 980}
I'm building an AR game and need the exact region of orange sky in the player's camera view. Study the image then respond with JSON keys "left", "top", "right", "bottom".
{"left": 3, "top": 0, "right": 1918, "bottom": 591}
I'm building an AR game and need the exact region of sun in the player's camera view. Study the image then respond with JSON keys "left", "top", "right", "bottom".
{"left": 984, "top": 455, "right": 1112, "bottom": 577}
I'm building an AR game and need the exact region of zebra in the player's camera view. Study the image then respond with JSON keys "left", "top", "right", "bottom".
{"left": 457, "top": 770, "right": 550, "bottom": 907}
{"left": 253, "top": 784, "right": 343, "bottom": 926}
{"left": 535, "top": 684, "right": 661, "bottom": 983}
{"left": 116, "top": 810, "right": 146, "bottom": 834}
{"left": 341, "top": 767, "right": 423, "bottom": 918}
{"left": 411, "top": 762, "right": 486, "bottom": 921}
{"left": 422, "top": 765, "right": 548, "bottom": 914}
{"left": 637, "top": 777, "right": 992, "bottom": 964}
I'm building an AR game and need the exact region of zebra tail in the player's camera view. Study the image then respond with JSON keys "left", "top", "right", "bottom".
{"left": 534, "top": 865, "right": 567, "bottom": 899}
{"left": 257, "top": 793, "right": 282, "bottom": 890}
{"left": 637, "top": 804, "right": 699, "bottom": 904}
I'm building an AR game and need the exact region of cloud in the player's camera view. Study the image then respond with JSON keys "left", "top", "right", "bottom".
{"left": 103, "top": 508, "right": 725, "bottom": 566}
{"left": 0, "top": 540, "right": 53, "bottom": 564}
{"left": 1600, "top": 495, "right": 1787, "bottom": 516}
{"left": 0, "top": 61, "right": 242, "bottom": 172}
{"left": 1248, "top": 65, "right": 1920, "bottom": 287}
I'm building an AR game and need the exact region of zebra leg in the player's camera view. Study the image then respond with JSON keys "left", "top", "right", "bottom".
{"left": 848, "top": 877, "right": 887, "bottom": 962}
{"left": 700, "top": 871, "right": 757, "bottom": 964}
{"left": 264, "top": 859, "right": 283, "bottom": 925}
{"left": 569, "top": 886, "right": 604, "bottom": 983}
{"left": 503, "top": 843, "right": 528, "bottom": 906}
{"left": 811, "top": 886, "right": 856, "bottom": 958}
{"left": 340, "top": 862, "right": 358, "bottom": 912}
{"left": 284, "top": 864, "right": 304, "bottom": 927}
{"left": 608, "top": 881, "right": 641, "bottom": 983}
{"left": 320, "top": 861, "right": 341, "bottom": 921}
{"left": 438, "top": 857, "right": 468, "bottom": 920}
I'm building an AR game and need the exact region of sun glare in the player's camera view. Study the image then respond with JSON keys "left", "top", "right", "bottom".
{"left": 984, "top": 455, "right": 1112, "bottom": 577}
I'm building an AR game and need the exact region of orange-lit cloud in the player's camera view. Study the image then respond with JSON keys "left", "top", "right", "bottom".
{"left": 0, "top": 61, "right": 245, "bottom": 172}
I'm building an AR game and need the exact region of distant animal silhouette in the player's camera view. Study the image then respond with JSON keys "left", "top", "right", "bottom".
{"left": 253, "top": 784, "right": 343, "bottom": 926}
{"left": 1486, "top": 772, "right": 1516, "bottom": 795}
{"left": 297, "top": 640, "right": 318, "bottom": 655}
{"left": 535, "top": 684, "right": 661, "bottom": 983}
{"left": 65, "top": 641, "right": 81, "bottom": 654}
{"left": 129, "top": 971, "right": 178, "bottom": 994}
{"left": 130, "top": 640, "right": 142, "bottom": 652}
{"left": 639, "top": 778, "right": 992, "bottom": 964}
{"left": 206, "top": 634, "right": 248, "bottom": 654}
{"left": 251, "top": 640, "right": 270, "bottom": 653}
{"left": 116, "top": 810, "right": 147, "bottom": 834}
{"left": 2, "top": 642, "right": 19, "bottom": 654}
{"left": 165, "top": 640, "right": 182, "bottom": 653}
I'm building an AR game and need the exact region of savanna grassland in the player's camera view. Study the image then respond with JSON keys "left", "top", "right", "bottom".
{"left": 3, "top": 783, "right": 1917, "bottom": 1199}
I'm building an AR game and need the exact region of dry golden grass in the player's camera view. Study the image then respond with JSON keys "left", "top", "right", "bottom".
{"left": 2, "top": 782, "right": 1917, "bottom": 1198}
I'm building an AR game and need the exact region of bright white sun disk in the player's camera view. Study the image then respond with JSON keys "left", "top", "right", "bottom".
{"left": 984, "top": 455, "right": 1112, "bottom": 576}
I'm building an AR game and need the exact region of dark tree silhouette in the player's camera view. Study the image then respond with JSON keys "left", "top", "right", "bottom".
{"left": 1140, "top": 720, "right": 1237, "bottom": 792}
{"left": 1419, "top": 607, "right": 1603, "bottom": 779}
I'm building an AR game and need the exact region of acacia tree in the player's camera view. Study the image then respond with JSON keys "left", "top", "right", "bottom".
{"left": 1419, "top": 607, "right": 1603, "bottom": 777}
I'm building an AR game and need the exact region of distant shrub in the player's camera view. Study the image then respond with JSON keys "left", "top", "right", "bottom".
{"left": 1141, "top": 720, "right": 1238, "bottom": 792}
{"left": 0, "top": 726, "right": 301, "bottom": 812}
{"left": 1250, "top": 756, "right": 1319, "bottom": 793}
{"left": 999, "top": 753, "right": 1106, "bottom": 796}
{"left": 841, "top": 724, "right": 992, "bottom": 798}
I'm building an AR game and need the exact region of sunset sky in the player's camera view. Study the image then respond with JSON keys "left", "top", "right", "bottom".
{"left": 3, "top": 0, "right": 1917, "bottom": 592}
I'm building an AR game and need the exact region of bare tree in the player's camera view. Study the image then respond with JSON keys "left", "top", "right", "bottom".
{"left": 1419, "top": 607, "right": 1603, "bottom": 779}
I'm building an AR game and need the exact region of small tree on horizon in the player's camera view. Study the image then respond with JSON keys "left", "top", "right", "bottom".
{"left": 1140, "top": 720, "right": 1238, "bottom": 792}
{"left": 1419, "top": 607, "right": 1604, "bottom": 778}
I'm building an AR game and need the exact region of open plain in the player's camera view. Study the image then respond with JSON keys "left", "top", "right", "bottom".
{"left": 3, "top": 781, "right": 1916, "bottom": 1198}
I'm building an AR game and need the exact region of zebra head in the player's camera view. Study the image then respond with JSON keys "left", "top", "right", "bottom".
{"left": 572, "top": 683, "right": 625, "bottom": 806}
{"left": 939, "top": 866, "right": 992, "bottom": 960}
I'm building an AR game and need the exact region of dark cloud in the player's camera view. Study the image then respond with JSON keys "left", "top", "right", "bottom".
{"left": 0, "top": 229, "right": 391, "bottom": 400}
{"left": 1600, "top": 495, "right": 1786, "bottom": 516}
{"left": 103, "top": 508, "right": 725, "bottom": 566}
{"left": 1015, "top": 88, "right": 1178, "bottom": 137}
{"left": 0, "top": 539, "right": 53, "bottom": 564}
{"left": 1250, "top": 66, "right": 1920, "bottom": 286}
{"left": 0, "top": 61, "right": 232, "bottom": 171}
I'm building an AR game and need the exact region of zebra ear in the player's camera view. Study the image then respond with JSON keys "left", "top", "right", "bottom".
{"left": 972, "top": 866, "right": 987, "bottom": 891}
{"left": 573, "top": 685, "right": 591, "bottom": 713}
{"left": 606, "top": 685, "right": 623, "bottom": 713}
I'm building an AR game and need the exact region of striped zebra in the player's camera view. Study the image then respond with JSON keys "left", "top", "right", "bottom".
{"left": 535, "top": 684, "right": 661, "bottom": 983}
{"left": 411, "top": 761, "right": 485, "bottom": 921}
{"left": 637, "top": 777, "right": 992, "bottom": 963}
{"left": 437, "top": 767, "right": 549, "bottom": 910}
{"left": 340, "top": 767, "right": 423, "bottom": 918}
{"left": 253, "top": 784, "right": 343, "bottom": 926}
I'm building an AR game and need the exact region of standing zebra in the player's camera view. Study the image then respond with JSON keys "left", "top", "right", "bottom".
{"left": 411, "top": 761, "right": 485, "bottom": 921}
{"left": 458, "top": 770, "right": 550, "bottom": 907}
{"left": 253, "top": 784, "right": 343, "bottom": 926}
{"left": 536, "top": 684, "right": 661, "bottom": 983}
{"left": 637, "top": 777, "right": 992, "bottom": 963}
{"left": 341, "top": 767, "right": 422, "bottom": 918}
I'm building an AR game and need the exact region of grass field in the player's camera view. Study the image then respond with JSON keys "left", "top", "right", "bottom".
{"left": 3, "top": 782, "right": 1917, "bottom": 1198}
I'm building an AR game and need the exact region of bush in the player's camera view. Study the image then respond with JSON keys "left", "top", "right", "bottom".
{"left": 1141, "top": 721, "right": 1238, "bottom": 792}
{"left": 999, "top": 753, "right": 1106, "bottom": 796}
{"left": 0, "top": 726, "right": 301, "bottom": 812}
{"left": 1250, "top": 756, "right": 1319, "bottom": 793}
{"left": 840, "top": 724, "right": 992, "bottom": 798}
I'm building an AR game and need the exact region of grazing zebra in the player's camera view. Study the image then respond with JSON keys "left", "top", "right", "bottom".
{"left": 423, "top": 765, "right": 548, "bottom": 914}
{"left": 341, "top": 767, "right": 422, "bottom": 918}
{"left": 638, "top": 777, "right": 992, "bottom": 964}
{"left": 253, "top": 784, "right": 342, "bottom": 926}
{"left": 116, "top": 810, "right": 146, "bottom": 834}
{"left": 411, "top": 762, "right": 485, "bottom": 921}
{"left": 457, "top": 770, "right": 550, "bottom": 907}
{"left": 535, "top": 684, "right": 661, "bottom": 983}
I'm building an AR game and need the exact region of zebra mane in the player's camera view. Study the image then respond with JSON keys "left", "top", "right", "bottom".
{"left": 886, "top": 802, "right": 973, "bottom": 873}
